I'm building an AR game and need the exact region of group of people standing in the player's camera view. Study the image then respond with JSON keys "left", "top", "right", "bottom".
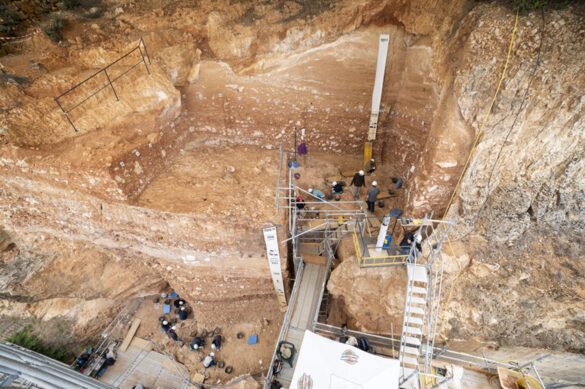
{"left": 350, "top": 158, "right": 380, "bottom": 213}
{"left": 296, "top": 157, "right": 384, "bottom": 213}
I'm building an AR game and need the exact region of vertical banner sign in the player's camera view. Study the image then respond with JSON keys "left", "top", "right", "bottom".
{"left": 263, "top": 225, "right": 287, "bottom": 310}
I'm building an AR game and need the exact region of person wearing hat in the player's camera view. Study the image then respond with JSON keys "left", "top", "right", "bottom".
{"left": 331, "top": 181, "right": 344, "bottom": 195}
{"left": 161, "top": 320, "right": 171, "bottom": 332}
{"left": 350, "top": 170, "right": 366, "bottom": 200}
{"left": 178, "top": 306, "right": 188, "bottom": 320}
{"left": 173, "top": 298, "right": 186, "bottom": 308}
{"left": 203, "top": 352, "right": 216, "bottom": 368}
{"left": 167, "top": 326, "right": 179, "bottom": 341}
{"left": 366, "top": 181, "right": 380, "bottom": 212}
{"left": 190, "top": 336, "right": 205, "bottom": 351}
{"left": 365, "top": 158, "right": 376, "bottom": 175}
{"left": 211, "top": 334, "right": 222, "bottom": 350}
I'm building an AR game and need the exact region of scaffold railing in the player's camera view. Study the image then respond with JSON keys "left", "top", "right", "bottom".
{"left": 352, "top": 229, "right": 412, "bottom": 268}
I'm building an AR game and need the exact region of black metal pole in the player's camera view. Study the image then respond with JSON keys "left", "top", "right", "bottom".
{"left": 140, "top": 37, "right": 152, "bottom": 64}
{"left": 54, "top": 97, "right": 79, "bottom": 132}
{"left": 137, "top": 45, "right": 150, "bottom": 75}
{"left": 103, "top": 69, "right": 119, "bottom": 101}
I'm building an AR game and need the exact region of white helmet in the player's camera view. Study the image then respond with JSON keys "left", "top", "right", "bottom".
{"left": 178, "top": 300, "right": 184, "bottom": 305}
{"left": 308, "top": 188, "right": 313, "bottom": 193}
{"left": 371, "top": 158, "right": 375, "bottom": 161}
{"left": 210, "top": 352, "right": 215, "bottom": 357}
{"left": 359, "top": 170, "right": 364, "bottom": 176}
{"left": 180, "top": 306, "right": 185, "bottom": 311}
{"left": 162, "top": 320, "right": 169, "bottom": 325}
{"left": 372, "top": 181, "right": 378, "bottom": 186}
{"left": 332, "top": 181, "right": 337, "bottom": 186}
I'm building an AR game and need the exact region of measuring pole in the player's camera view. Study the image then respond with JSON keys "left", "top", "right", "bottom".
{"left": 364, "top": 34, "right": 390, "bottom": 166}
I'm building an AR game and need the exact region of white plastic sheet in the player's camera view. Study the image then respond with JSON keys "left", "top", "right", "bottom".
{"left": 290, "top": 331, "right": 400, "bottom": 389}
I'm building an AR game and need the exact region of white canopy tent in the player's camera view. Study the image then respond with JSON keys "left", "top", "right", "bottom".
{"left": 290, "top": 331, "right": 400, "bottom": 389}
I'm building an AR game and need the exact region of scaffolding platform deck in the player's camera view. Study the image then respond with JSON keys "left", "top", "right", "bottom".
{"left": 99, "top": 338, "right": 190, "bottom": 389}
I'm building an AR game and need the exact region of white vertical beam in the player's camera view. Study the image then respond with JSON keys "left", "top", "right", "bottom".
{"left": 263, "top": 224, "right": 287, "bottom": 310}
{"left": 376, "top": 215, "right": 391, "bottom": 251}
{"left": 368, "top": 34, "right": 390, "bottom": 141}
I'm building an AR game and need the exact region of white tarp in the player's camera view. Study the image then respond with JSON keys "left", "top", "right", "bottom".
{"left": 290, "top": 331, "right": 400, "bottom": 389}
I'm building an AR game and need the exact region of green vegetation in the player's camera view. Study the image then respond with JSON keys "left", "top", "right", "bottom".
{"left": 7, "top": 326, "right": 74, "bottom": 363}
{"left": 43, "top": 14, "right": 65, "bottom": 42}
{"left": 63, "top": 0, "right": 102, "bottom": 10}
{"left": 0, "top": 5, "right": 24, "bottom": 36}
{"left": 63, "top": 0, "right": 104, "bottom": 19}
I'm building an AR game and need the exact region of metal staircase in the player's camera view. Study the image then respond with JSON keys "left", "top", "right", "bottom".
{"left": 398, "top": 218, "right": 454, "bottom": 388}
{"left": 399, "top": 263, "right": 428, "bottom": 387}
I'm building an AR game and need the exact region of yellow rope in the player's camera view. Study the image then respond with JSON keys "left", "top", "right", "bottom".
{"left": 442, "top": 11, "right": 519, "bottom": 221}
{"left": 437, "top": 11, "right": 520, "bottom": 339}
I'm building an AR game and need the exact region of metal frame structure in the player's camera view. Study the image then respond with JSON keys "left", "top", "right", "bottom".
{"left": 77, "top": 298, "right": 144, "bottom": 377}
{"left": 398, "top": 217, "right": 455, "bottom": 388}
{"left": 54, "top": 37, "right": 152, "bottom": 132}
{"left": 311, "top": 323, "right": 547, "bottom": 388}
{"left": 352, "top": 223, "right": 413, "bottom": 267}
{"left": 269, "top": 145, "right": 547, "bottom": 389}
{"left": 265, "top": 145, "right": 368, "bottom": 388}
{"left": 0, "top": 343, "right": 114, "bottom": 389}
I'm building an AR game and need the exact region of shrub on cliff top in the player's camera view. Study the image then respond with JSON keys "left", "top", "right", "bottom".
{"left": 0, "top": 5, "right": 24, "bottom": 36}
{"left": 43, "top": 13, "right": 64, "bottom": 42}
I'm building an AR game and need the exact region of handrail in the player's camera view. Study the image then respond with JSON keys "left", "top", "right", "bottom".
{"left": 264, "top": 261, "right": 305, "bottom": 387}
{"left": 311, "top": 237, "right": 335, "bottom": 331}
{"left": 353, "top": 230, "right": 410, "bottom": 267}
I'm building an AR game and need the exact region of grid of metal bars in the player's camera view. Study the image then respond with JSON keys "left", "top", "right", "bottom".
{"left": 54, "top": 37, "right": 152, "bottom": 133}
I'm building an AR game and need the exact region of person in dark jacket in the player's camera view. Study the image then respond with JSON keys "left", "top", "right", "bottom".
{"left": 173, "top": 298, "right": 186, "bottom": 308}
{"left": 190, "top": 336, "right": 205, "bottom": 351}
{"left": 365, "top": 158, "right": 376, "bottom": 174}
{"left": 331, "top": 181, "right": 344, "bottom": 195}
{"left": 295, "top": 194, "right": 305, "bottom": 210}
{"left": 178, "top": 306, "right": 188, "bottom": 320}
{"left": 350, "top": 170, "right": 366, "bottom": 200}
{"left": 161, "top": 320, "right": 171, "bottom": 332}
{"left": 366, "top": 181, "right": 380, "bottom": 212}
{"left": 167, "top": 327, "right": 179, "bottom": 341}
{"left": 211, "top": 335, "right": 222, "bottom": 350}
{"left": 400, "top": 232, "right": 422, "bottom": 255}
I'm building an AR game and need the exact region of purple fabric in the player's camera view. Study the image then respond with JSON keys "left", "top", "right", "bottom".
{"left": 297, "top": 142, "right": 308, "bottom": 155}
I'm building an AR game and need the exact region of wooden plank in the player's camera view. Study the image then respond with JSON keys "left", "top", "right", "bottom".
{"left": 120, "top": 318, "right": 141, "bottom": 352}
{"left": 303, "top": 255, "right": 327, "bottom": 266}
{"left": 368, "top": 217, "right": 381, "bottom": 229}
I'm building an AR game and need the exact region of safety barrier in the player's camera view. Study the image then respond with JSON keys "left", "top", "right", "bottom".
{"left": 54, "top": 37, "right": 151, "bottom": 132}
{"left": 0, "top": 27, "right": 42, "bottom": 41}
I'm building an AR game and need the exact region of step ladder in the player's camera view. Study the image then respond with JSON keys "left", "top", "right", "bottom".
{"left": 399, "top": 263, "right": 429, "bottom": 387}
